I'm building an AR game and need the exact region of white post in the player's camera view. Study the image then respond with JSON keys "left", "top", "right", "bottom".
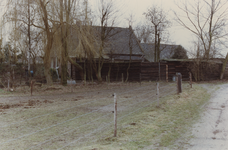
{"left": 113, "top": 93, "right": 117, "bottom": 137}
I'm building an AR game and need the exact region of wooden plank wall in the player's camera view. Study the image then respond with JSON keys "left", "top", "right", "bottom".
{"left": 71, "top": 61, "right": 222, "bottom": 82}
{"left": 140, "top": 62, "right": 190, "bottom": 81}
{"left": 167, "top": 61, "right": 190, "bottom": 81}
{"left": 72, "top": 62, "right": 141, "bottom": 82}
{"left": 140, "top": 62, "right": 167, "bottom": 81}
{"left": 223, "top": 63, "right": 228, "bottom": 79}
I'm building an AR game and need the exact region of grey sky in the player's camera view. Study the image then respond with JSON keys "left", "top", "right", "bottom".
{"left": 89, "top": 0, "right": 193, "bottom": 51}
{"left": 1, "top": 0, "right": 227, "bottom": 56}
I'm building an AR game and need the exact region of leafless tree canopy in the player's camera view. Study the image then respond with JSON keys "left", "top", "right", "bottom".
{"left": 174, "top": 0, "right": 228, "bottom": 59}
{"left": 143, "top": 5, "right": 171, "bottom": 62}
{"left": 2, "top": 0, "right": 228, "bottom": 83}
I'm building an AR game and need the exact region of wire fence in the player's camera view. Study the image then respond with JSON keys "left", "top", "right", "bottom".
{"left": 0, "top": 84, "right": 152, "bottom": 128}
{"left": 0, "top": 84, "right": 156, "bottom": 145}
{"left": 0, "top": 82, "right": 179, "bottom": 149}
{"left": 58, "top": 87, "right": 177, "bottom": 149}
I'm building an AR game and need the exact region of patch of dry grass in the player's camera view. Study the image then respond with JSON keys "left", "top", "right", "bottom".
{"left": 83, "top": 84, "right": 212, "bottom": 150}
{"left": 0, "top": 82, "right": 214, "bottom": 149}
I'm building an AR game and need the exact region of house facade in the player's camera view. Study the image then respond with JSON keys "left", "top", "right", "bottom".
{"left": 50, "top": 25, "right": 146, "bottom": 78}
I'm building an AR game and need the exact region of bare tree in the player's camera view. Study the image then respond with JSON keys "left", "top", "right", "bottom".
{"left": 32, "top": 0, "right": 58, "bottom": 85}
{"left": 134, "top": 25, "right": 152, "bottom": 43}
{"left": 125, "top": 14, "right": 134, "bottom": 82}
{"left": 92, "top": 0, "right": 119, "bottom": 82}
{"left": 52, "top": 0, "right": 99, "bottom": 84}
{"left": 59, "top": 0, "right": 71, "bottom": 85}
{"left": 0, "top": 38, "right": 3, "bottom": 63}
{"left": 174, "top": 0, "right": 228, "bottom": 79}
{"left": 144, "top": 5, "right": 171, "bottom": 62}
{"left": 4, "top": 0, "right": 45, "bottom": 79}
{"left": 174, "top": 0, "right": 228, "bottom": 59}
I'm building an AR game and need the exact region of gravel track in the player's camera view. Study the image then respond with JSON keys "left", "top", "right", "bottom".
{"left": 186, "top": 84, "right": 228, "bottom": 150}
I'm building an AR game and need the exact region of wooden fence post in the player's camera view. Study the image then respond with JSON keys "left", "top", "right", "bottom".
{"left": 166, "top": 65, "right": 168, "bottom": 82}
{"left": 189, "top": 72, "right": 192, "bottom": 88}
{"left": 176, "top": 73, "right": 182, "bottom": 94}
{"left": 8, "top": 79, "right": 9, "bottom": 92}
{"left": 176, "top": 75, "right": 178, "bottom": 94}
{"left": 158, "top": 62, "right": 161, "bottom": 81}
{"left": 113, "top": 93, "right": 117, "bottom": 137}
{"left": 179, "top": 73, "right": 182, "bottom": 93}
{"left": 31, "top": 80, "right": 33, "bottom": 96}
{"left": 157, "top": 82, "right": 160, "bottom": 107}
{"left": 71, "top": 79, "right": 73, "bottom": 92}
{"left": 122, "top": 73, "right": 124, "bottom": 83}
{"left": 7, "top": 72, "right": 10, "bottom": 92}
{"left": 140, "top": 73, "right": 142, "bottom": 86}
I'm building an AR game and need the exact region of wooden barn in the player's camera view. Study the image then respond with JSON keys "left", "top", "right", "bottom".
{"left": 50, "top": 23, "right": 226, "bottom": 82}
{"left": 71, "top": 59, "right": 225, "bottom": 82}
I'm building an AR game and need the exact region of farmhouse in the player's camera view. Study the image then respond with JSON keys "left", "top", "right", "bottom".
{"left": 50, "top": 24, "right": 148, "bottom": 81}
{"left": 50, "top": 25, "right": 145, "bottom": 68}
{"left": 50, "top": 24, "right": 227, "bottom": 82}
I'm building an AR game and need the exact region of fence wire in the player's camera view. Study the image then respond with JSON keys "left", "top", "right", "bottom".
{"left": 58, "top": 88, "right": 177, "bottom": 149}
{"left": 0, "top": 84, "right": 156, "bottom": 145}
{"left": 0, "top": 82, "right": 177, "bottom": 149}
{"left": 0, "top": 84, "right": 152, "bottom": 129}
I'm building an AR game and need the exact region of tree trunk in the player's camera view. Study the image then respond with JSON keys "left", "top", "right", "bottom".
{"left": 220, "top": 52, "right": 228, "bottom": 79}
{"left": 157, "top": 37, "right": 161, "bottom": 62}
{"left": 108, "top": 63, "right": 111, "bottom": 82}
{"left": 125, "top": 65, "right": 130, "bottom": 82}
{"left": 43, "top": 35, "right": 53, "bottom": 85}
{"left": 154, "top": 25, "right": 158, "bottom": 62}
{"left": 116, "top": 64, "right": 119, "bottom": 81}
{"left": 61, "top": 60, "right": 67, "bottom": 85}
{"left": 44, "top": 53, "right": 53, "bottom": 85}
{"left": 97, "top": 64, "right": 103, "bottom": 82}
{"left": 68, "top": 56, "right": 83, "bottom": 79}
{"left": 60, "top": 0, "right": 68, "bottom": 86}
{"left": 84, "top": 60, "right": 87, "bottom": 84}
{"left": 39, "top": 0, "right": 54, "bottom": 85}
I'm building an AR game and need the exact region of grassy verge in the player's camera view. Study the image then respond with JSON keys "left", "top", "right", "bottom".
{"left": 82, "top": 84, "right": 211, "bottom": 150}
{"left": 0, "top": 88, "right": 11, "bottom": 95}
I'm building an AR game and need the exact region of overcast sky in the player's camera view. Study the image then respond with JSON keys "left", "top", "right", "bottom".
{"left": 88, "top": 0, "right": 194, "bottom": 51}
{"left": 0, "top": 0, "right": 227, "bottom": 56}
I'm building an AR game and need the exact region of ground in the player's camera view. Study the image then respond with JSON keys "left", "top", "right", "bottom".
{"left": 0, "top": 81, "right": 177, "bottom": 149}
{"left": 185, "top": 83, "right": 228, "bottom": 150}
{"left": 0, "top": 81, "right": 226, "bottom": 149}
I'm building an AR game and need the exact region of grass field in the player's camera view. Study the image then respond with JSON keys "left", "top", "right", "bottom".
{"left": 0, "top": 81, "right": 211, "bottom": 149}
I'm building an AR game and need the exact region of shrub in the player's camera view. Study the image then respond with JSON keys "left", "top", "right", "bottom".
{"left": 49, "top": 68, "right": 58, "bottom": 82}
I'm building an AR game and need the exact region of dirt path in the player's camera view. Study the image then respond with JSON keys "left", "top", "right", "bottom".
{"left": 187, "top": 84, "right": 228, "bottom": 150}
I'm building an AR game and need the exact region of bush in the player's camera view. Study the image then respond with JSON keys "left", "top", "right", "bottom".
{"left": 50, "top": 68, "right": 58, "bottom": 82}
{"left": 34, "top": 64, "right": 45, "bottom": 78}
{"left": 171, "top": 45, "right": 188, "bottom": 59}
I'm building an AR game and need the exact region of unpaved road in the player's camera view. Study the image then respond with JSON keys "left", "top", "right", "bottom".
{"left": 187, "top": 84, "right": 228, "bottom": 150}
